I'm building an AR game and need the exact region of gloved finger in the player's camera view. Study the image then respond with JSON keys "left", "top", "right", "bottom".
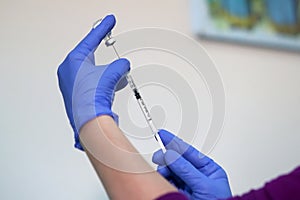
{"left": 157, "top": 165, "right": 171, "bottom": 177}
{"left": 152, "top": 149, "right": 165, "bottom": 165}
{"left": 157, "top": 166, "right": 186, "bottom": 190}
{"left": 94, "top": 65, "right": 127, "bottom": 91}
{"left": 159, "top": 129, "right": 217, "bottom": 174}
{"left": 158, "top": 130, "right": 202, "bottom": 163}
{"left": 200, "top": 160, "right": 227, "bottom": 179}
{"left": 73, "top": 14, "right": 116, "bottom": 60}
{"left": 164, "top": 150, "right": 208, "bottom": 191}
{"left": 112, "top": 112, "right": 119, "bottom": 125}
{"left": 97, "top": 58, "right": 130, "bottom": 92}
{"left": 158, "top": 129, "right": 190, "bottom": 152}
{"left": 115, "top": 76, "right": 128, "bottom": 91}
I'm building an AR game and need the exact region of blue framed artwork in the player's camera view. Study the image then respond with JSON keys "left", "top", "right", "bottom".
{"left": 190, "top": 0, "right": 300, "bottom": 51}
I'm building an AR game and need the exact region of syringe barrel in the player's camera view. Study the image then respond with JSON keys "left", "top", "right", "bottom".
{"left": 126, "top": 74, "right": 137, "bottom": 90}
{"left": 126, "top": 74, "right": 153, "bottom": 122}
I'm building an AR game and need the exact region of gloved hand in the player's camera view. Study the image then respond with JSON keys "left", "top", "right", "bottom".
{"left": 57, "top": 15, "right": 130, "bottom": 150}
{"left": 152, "top": 130, "right": 232, "bottom": 200}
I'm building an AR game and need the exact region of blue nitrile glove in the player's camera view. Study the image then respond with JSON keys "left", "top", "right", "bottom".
{"left": 57, "top": 15, "right": 130, "bottom": 150}
{"left": 152, "top": 130, "right": 232, "bottom": 200}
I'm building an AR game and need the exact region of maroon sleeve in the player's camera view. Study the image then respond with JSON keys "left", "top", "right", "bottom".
{"left": 227, "top": 166, "right": 300, "bottom": 200}
{"left": 155, "top": 192, "right": 188, "bottom": 200}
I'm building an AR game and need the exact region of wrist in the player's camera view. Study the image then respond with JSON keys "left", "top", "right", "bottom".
{"left": 73, "top": 107, "right": 116, "bottom": 151}
{"left": 73, "top": 104, "right": 113, "bottom": 131}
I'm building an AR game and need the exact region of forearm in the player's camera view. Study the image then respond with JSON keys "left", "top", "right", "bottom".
{"left": 79, "top": 115, "right": 176, "bottom": 200}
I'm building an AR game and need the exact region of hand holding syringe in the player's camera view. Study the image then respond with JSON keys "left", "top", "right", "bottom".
{"left": 93, "top": 20, "right": 166, "bottom": 153}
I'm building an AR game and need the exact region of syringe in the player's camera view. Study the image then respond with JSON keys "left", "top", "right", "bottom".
{"left": 94, "top": 20, "right": 166, "bottom": 153}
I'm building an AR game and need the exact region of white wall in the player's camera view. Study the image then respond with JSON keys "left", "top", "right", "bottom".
{"left": 1, "top": 0, "right": 300, "bottom": 199}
